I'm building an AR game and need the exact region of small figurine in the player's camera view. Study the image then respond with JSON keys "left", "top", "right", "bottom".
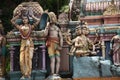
{"left": 110, "top": 35, "right": 120, "bottom": 66}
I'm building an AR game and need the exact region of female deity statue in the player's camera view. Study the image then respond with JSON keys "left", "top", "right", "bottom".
{"left": 110, "top": 35, "right": 120, "bottom": 66}
{"left": 11, "top": 10, "right": 40, "bottom": 79}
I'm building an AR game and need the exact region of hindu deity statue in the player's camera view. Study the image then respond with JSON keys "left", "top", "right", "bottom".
{"left": 9, "top": 0, "right": 46, "bottom": 79}
{"left": 65, "top": 21, "right": 96, "bottom": 56}
{"left": 45, "top": 12, "right": 63, "bottom": 80}
{"left": 110, "top": 34, "right": 120, "bottom": 66}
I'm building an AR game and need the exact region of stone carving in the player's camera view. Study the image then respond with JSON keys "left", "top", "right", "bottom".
{"left": 13, "top": 1, "right": 43, "bottom": 17}
{"left": 65, "top": 21, "right": 96, "bottom": 56}
{"left": 103, "top": 0, "right": 120, "bottom": 15}
{"left": 45, "top": 12, "right": 63, "bottom": 80}
{"left": 11, "top": 2, "right": 41, "bottom": 79}
{"left": 110, "top": 35, "right": 120, "bottom": 66}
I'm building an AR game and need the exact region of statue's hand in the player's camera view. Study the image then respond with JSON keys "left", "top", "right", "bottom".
{"left": 16, "top": 11, "right": 21, "bottom": 16}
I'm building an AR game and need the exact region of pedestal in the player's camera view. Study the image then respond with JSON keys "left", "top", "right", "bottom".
{"left": 9, "top": 70, "right": 46, "bottom": 80}
{"left": 73, "top": 56, "right": 112, "bottom": 78}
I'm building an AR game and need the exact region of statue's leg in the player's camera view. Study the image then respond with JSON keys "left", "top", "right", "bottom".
{"left": 50, "top": 57, "right": 55, "bottom": 74}
{"left": 20, "top": 49, "right": 25, "bottom": 76}
{"left": 27, "top": 47, "right": 34, "bottom": 77}
{"left": 55, "top": 55, "right": 60, "bottom": 74}
{"left": 48, "top": 42, "right": 56, "bottom": 74}
{"left": 24, "top": 46, "right": 31, "bottom": 77}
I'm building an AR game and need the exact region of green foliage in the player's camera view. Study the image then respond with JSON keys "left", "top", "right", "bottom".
{"left": 38, "top": 0, "right": 68, "bottom": 14}
{"left": 60, "top": 5, "right": 69, "bottom": 13}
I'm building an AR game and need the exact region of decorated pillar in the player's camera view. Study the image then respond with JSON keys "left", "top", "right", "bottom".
{"left": 39, "top": 45, "right": 46, "bottom": 70}
{"left": 9, "top": 46, "right": 15, "bottom": 71}
{"left": 101, "top": 40, "right": 106, "bottom": 58}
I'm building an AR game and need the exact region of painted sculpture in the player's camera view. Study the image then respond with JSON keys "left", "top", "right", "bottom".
{"left": 45, "top": 12, "right": 63, "bottom": 79}
{"left": 110, "top": 34, "right": 120, "bottom": 66}
{"left": 11, "top": 7, "right": 40, "bottom": 79}
{"left": 65, "top": 21, "right": 96, "bottom": 56}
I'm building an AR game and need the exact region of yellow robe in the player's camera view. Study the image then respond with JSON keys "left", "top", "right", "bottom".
{"left": 19, "top": 25, "right": 34, "bottom": 77}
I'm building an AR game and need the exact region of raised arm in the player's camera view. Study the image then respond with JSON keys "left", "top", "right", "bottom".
{"left": 58, "top": 28, "right": 63, "bottom": 47}
{"left": 64, "top": 29, "right": 73, "bottom": 45}
{"left": 31, "top": 15, "right": 40, "bottom": 28}
{"left": 11, "top": 14, "right": 20, "bottom": 30}
{"left": 44, "top": 22, "right": 50, "bottom": 37}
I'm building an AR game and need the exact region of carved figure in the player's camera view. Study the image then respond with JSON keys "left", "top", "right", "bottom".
{"left": 110, "top": 35, "right": 120, "bottom": 66}
{"left": 0, "top": 20, "right": 6, "bottom": 77}
{"left": 103, "top": 0, "right": 120, "bottom": 15}
{"left": 65, "top": 21, "right": 96, "bottom": 56}
{"left": 11, "top": 9, "right": 40, "bottom": 79}
{"left": 45, "top": 12, "right": 63, "bottom": 77}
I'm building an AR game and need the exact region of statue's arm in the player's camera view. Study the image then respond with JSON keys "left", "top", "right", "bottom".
{"left": 64, "top": 30, "right": 73, "bottom": 45}
{"left": 87, "top": 38, "right": 96, "bottom": 52}
{"left": 43, "top": 22, "right": 50, "bottom": 37}
{"left": 59, "top": 29, "right": 63, "bottom": 47}
{"left": 11, "top": 15, "right": 20, "bottom": 30}
{"left": 31, "top": 15, "right": 40, "bottom": 28}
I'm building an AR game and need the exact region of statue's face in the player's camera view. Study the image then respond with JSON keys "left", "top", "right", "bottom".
{"left": 82, "top": 27, "right": 87, "bottom": 35}
{"left": 49, "top": 12, "right": 57, "bottom": 23}
{"left": 85, "top": 28, "right": 89, "bottom": 35}
{"left": 22, "top": 17, "right": 29, "bottom": 24}
{"left": 82, "top": 27, "right": 89, "bottom": 35}
{"left": 75, "top": 27, "right": 82, "bottom": 35}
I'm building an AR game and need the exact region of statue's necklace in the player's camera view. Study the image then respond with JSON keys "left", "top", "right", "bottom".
{"left": 20, "top": 25, "right": 31, "bottom": 39}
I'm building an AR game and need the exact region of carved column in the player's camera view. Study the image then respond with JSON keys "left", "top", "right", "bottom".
{"left": 101, "top": 40, "right": 106, "bottom": 58}
{"left": 39, "top": 45, "right": 46, "bottom": 70}
{"left": 9, "top": 46, "right": 15, "bottom": 71}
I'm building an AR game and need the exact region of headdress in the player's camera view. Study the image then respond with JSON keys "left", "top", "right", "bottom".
{"left": 48, "top": 12, "right": 57, "bottom": 23}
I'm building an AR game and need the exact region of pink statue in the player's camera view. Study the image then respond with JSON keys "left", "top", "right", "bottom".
{"left": 111, "top": 35, "right": 120, "bottom": 66}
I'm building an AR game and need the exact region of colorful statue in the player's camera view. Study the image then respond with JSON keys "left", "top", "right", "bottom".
{"left": 0, "top": 20, "right": 6, "bottom": 77}
{"left": 11, "top": 9, "right": 40, "bottom": 79}
{"left": 65, "top": 21, "right": 96, "bottom": 56}
{"left": 110, "top": 35, "right": 120, "bottom": 66}
{"left": 45, "top": 12, "right": 63, "bottom": 78}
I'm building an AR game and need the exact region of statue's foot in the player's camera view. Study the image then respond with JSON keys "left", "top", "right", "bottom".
{"left": 114, "top": 63, "right": 120, "bottom": 67}
{"left": 45, "top": 74, "right": 61, "bottom": 80}
{"left": 67, "top": 52, "right": 74, "bottom": 56}
{"left": 20, "top": 75, "right": 31, "bottom": 80}
{"left": 53, "top": 74, "right": 61, "bottom": 78}
{"left": 20, "top": 76, "right": 25, "bottom": 80}
{"left": 27, "top": 76, "right": 31, "bottom": 79}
